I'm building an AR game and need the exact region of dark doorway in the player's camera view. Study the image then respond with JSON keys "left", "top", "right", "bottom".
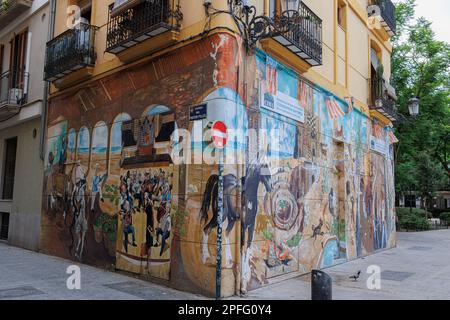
{"left": 0, "top": 212, "right": 9, "bottom": 240}
{"left": 2, "top": 137, "right": 18, "bottom": 200}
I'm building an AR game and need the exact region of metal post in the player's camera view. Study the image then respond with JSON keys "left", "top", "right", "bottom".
{"left": 216, "top": 150, "right": 224, "bottom": 300}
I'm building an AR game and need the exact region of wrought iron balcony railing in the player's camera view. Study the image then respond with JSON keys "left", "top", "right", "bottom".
{"left": 106, "top": 0, "right": 183, "bottom": 54}
{"left": 270, "top": 2, "right": 323, "bottom": 66}
{"left": 368, "top": 0, "right": 396, "bottom": 36}
{"left": 369, "top": 77, "right": 398, "bottom": 122}
{"left": 0, "top": 69, "right": 29, "bottom": 107}
{"left": 0, "top": 0, "right": 33, "bottom": 27}
{"left": 44, "top": 23, "right": 98, "bottom": 82}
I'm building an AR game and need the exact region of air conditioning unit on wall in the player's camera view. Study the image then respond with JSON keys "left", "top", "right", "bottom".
{"left": 8, "top": 88, "right": 24, "bottom": 105}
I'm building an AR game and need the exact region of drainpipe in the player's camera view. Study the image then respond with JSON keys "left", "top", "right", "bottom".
{"left": 24, "top": 31, "right": 32, "bottom": 95}
{"left": 40, "top": 0, "right": 56, "bottom": 160}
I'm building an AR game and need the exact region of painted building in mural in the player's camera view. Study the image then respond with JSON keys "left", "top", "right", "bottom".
{"left": 41, "top": 0, "right": 399, "bottom": 297}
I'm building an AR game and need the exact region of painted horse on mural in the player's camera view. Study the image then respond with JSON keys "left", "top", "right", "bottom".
{"left": 199, "top": 173, "right": 241, "bottom": 266}
{"left": 241, "top": 162, "right": 273, "bottom": 248}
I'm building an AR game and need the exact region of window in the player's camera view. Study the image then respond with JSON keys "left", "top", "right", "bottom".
{"left": 0, "top": 212, "right": 9, "bottom": 240}
{"left": 404, "top": 195, "right": 416, "bottom": 208}
{"left": 78, "top": 0, "right": 92, "bottom": 24}
{"left": 0, "top": 44, "right": 4, "bottom": 75}
{"left": 0, "top": 44, "right": 4, "bottom": 101}
{"left": 9, "top": 30, "right": 28, "bottom": 89}
{"left": 337, "top": 0, "right": 346, "bottom": 29}
{"left": 2, "top": 137, "right": 18, "bottom": 200}
{"left": 121, "top": 106, "right": 176, "bottom": 165}
{"left": 269, "top": 0, "right": 300, "bottom": 17}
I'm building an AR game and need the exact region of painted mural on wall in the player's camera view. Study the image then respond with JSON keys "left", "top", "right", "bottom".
{"left": 41, "top": 33, "right": 396, "bottom": 297}
{"left": 41, "top": 33, "right": 246, "bottom": 296}
{"left": 237, "top": 50, "right": 396, "bottom": 292}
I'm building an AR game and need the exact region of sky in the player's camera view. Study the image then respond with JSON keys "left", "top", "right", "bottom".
{"left": 412, "top": 0, "right": 450, "bottom": 43}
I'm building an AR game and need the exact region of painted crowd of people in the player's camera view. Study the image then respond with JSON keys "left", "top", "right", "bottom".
{"left": 119, "top": 169, "right": 172, "bottom": 257}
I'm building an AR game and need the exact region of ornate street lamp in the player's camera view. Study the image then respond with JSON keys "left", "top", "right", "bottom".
{"left": 227, "top": 0, "right": 301, "bottom": 49}
{"left": 408, "top": 97, "right": 420, "bottom": 118}
{"left": 375, "top": 98, "right": 384, "bottom": 109}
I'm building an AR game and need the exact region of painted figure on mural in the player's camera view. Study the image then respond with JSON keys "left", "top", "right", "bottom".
{"left": 155, "top": 205, "right": 171, "bottom": 257}
{"left": 119, "top": 168, "right": 173, "bottom": 257}
{"left": 90, "top": 163, "right": 107, "bottom": 213}
{"left": 138, "top": 117, "right": 155, "bottom": 156}
{"left": 144, "top": 191, "right": 155, "bottom": 255}
{"left": 328, "top": 188, "right": 336, "bottom": 217}
{"left": 120, "top": 197, "right": 137, "bottom": 253}
{"left": 70, "top": 160, "right": 88, "bottom": 260}
{"left": 59, "top": 136, "right": 68, "bottom": 169}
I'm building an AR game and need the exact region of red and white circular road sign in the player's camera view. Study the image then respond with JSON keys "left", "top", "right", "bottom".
{"left": 212, "top": 121, "right": 228, "bottom": 149}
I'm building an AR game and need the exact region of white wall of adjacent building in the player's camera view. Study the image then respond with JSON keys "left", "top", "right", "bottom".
{"left": 0, "top": 0, "right": 49, "bottom": 250}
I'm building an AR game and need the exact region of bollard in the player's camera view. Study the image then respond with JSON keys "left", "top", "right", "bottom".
{"left": 311, "top": 269, "right": 332, "bottom": 300}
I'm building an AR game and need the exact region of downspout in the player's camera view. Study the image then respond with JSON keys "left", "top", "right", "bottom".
{"left": 40, "top": 0, "right": 56, "bottom": 160}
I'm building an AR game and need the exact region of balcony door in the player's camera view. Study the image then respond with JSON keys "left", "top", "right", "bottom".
{"left": 0, "top": 45, "right": 4, "bottom": 76}
{"left": 269, "top": 0, "right": 300, "bottom": 17}
{"left": 9, "top": 30, "right": 28, "bottom": 90}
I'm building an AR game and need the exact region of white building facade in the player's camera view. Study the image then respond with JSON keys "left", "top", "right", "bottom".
{"left": 0, "top": 0, "right": 49, "bottom": 250}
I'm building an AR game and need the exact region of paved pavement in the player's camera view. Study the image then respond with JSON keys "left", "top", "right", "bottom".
{"left": 242, "top": 230, "right": 450, "bottom": 300}
{"left": 1, "top": 230, "right": 449, "bottom": 300}
{"left": 0, "top": 242, "right": 203, "bottom": 300}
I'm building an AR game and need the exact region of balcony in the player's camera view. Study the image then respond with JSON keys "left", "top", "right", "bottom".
{"left": 0, "top": 69, "right": 29, "bottom": 119}
{"left": 369, "top": 77, "right": 398, "bottom": 122}
{"left": 0, "top": 0, "right": 33, "bottom": 28}
{"left": 44, "top": 23, "right": 98, "bottom": 84}
{"left": 260, "top": 1, "right": 322, "bottom": 71}
{"left": 368, "top": 0, "right": 396, "bottom": 36}
{"left": 272, "top": 2, "right": 322, "bottom": 66}
{"left": 106, "top": 0, "right": 183, "bottom": 60}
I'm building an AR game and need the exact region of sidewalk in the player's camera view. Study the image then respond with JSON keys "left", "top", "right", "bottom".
{"left": 241, "top": 230, "right": 450, "bottom": 300}
{"left": 0, "top": 242, "right": 203, "bottom": 300}
{"left": 1, "top": 230, "right": 449, "bottom": 300}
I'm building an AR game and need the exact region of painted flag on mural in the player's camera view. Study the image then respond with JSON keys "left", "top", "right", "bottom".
{"left": 344, "top": 97, "right": 353, "bottom": 114}
{"left": 388, "top": 131, "right": 399, "bottom": 144}
{"left": 266, "top": 56, "right": 278, "bottom": 95}
{"left": 326, "top": 96, "right": 345, "bottom": 119}
{"left": 372, "top": 123, "right": 383, "bottom": 139}
{"left": 298, "top": 80, "right": 314, "bottom": 109}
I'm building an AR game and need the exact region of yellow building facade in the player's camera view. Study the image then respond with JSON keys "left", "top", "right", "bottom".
{"left": 41, "top": 0, "right": 399, "bottom": 297}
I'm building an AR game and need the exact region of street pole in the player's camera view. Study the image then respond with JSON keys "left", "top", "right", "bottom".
{"left": 216, "top": 150, "right": 224, "bottom": 300}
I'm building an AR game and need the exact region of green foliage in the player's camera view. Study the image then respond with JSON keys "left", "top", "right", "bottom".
{"left": 94, "top": 213, "right": 109, "bottom": 227}
{"left": 103, "top": 184, "right": 120, "bottom": 206}
{"left": 171, "top": 204, "right": 189, "bottom": 238}
{"left": 399, "top": 215, "right": 430, "bottom": 231}
{"left": 396, "top": 207, "right": 430, "bottom": 230}
{"left": 396, "top": 207, "right": 426, "bottom": 218}
{"left": 94, "top": 213, "right": 117, "bottom": 242}
{"left": 0, "top": 1, "right": 9, "bottom": 11}
{"left": 439, "top": 212, "right": 450, "bottom": 223}
{"left": 262, "top": 229, "right": 273, "bottom": 241}
{"left": 103, "top": 219, "right": 117, "bottom": 242}
{"left": 392, "top": 0, "right": 450, "bottom": 202}
{"left": 286, "top": 234, "right": 302, "bottom": 248}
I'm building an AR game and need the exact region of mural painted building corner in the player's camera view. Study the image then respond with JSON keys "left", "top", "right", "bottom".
{"left": 41, "top": 32, "right": 397, "bottom": 297}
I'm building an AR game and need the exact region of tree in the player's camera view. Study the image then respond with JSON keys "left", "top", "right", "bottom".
{"left": 392, "top": 0, "right": 450, "bottom": 207}
{"left": 414, "top": 154, "right": 448, "bottom": 218}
